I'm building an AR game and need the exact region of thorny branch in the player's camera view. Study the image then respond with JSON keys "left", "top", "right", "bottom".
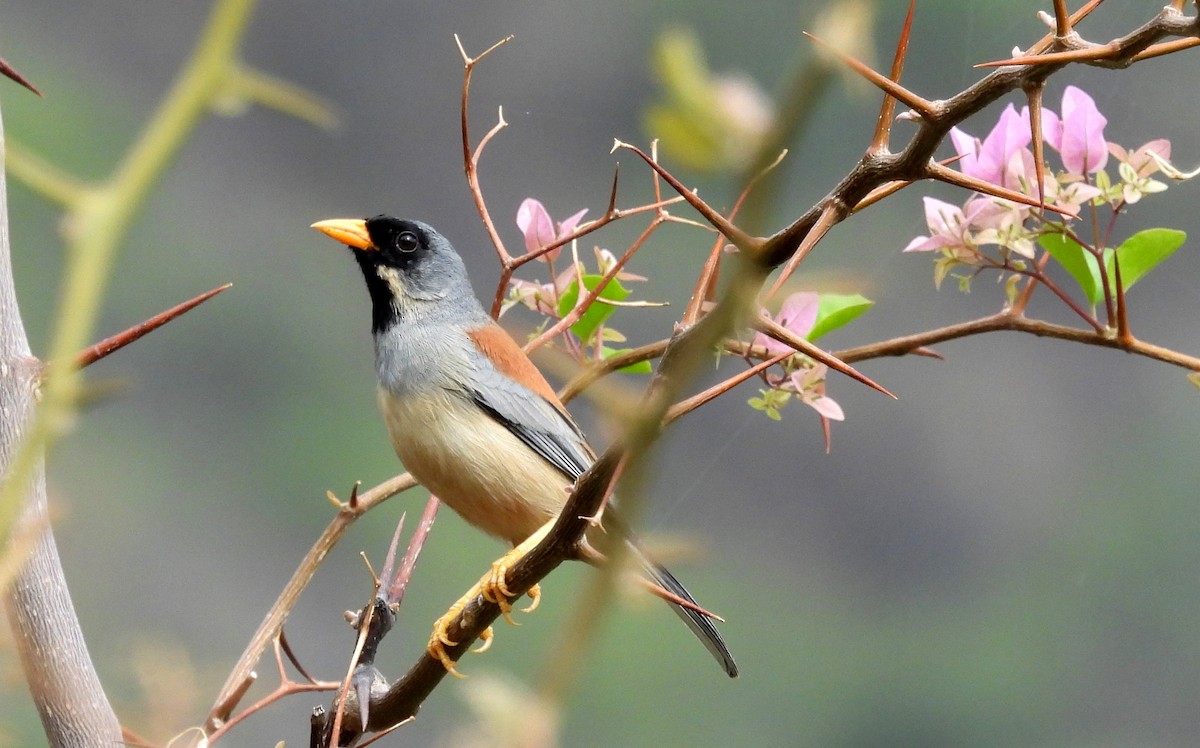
{"left": 328, "top": 6, "right": 1200, "bottom": 742}
{"left": 306, "top": 6, "right": 1200, "bottom": 744}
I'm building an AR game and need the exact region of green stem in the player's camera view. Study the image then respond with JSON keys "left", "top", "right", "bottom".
{"left": 3, "top": 144, "right": 91, "bottom": 206}
{"left": 0, "top": 0, "right": 258, "bottom": 533}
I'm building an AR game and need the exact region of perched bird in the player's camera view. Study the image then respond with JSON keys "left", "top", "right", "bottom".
{"left": 312, "top": 215, "right": 737, "bottom": 678}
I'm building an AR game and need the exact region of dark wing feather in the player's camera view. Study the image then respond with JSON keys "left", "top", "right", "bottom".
{"left": 466, "top": 364, "right": 593, "bottom": 481}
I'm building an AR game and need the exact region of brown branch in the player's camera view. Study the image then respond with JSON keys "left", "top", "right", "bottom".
{"left": 205, "top": 472, "right": 418, "bottom": 735}
{"left": 761, "top": 4, "right": 1197, "bottom": 269}
{"left": 207, "top": 637, "right": 340, "bottom": 744}
{"left": 455, "top": 34, "right": 516, "bottom": 277}
{"left": 834, "top": 313, "right": 1200, "bottom": 372}
{"left": 323, "top": 448, "right": 623, "bottom": 744}
{"left": 977, "top": 5, "right": 1196, "bottom": 67}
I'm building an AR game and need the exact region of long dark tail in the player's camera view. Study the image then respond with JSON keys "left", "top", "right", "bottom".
{"left": 639, "top": 552, "right": 739, "bottom": 678}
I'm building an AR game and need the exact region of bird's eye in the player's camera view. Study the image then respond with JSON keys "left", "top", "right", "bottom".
{"left": 396, "top": 231, "right": 419, "bottom": 253}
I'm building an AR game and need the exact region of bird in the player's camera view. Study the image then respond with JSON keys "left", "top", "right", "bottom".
{"left": 312, "top": 214, "right": 738, "bottom": 678}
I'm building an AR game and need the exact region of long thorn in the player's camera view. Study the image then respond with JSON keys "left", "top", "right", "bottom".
{"left": 1025, "top": 82, "right": 1047, "bottom": 208}
{"left": 976, "top": 42, "right": 1118, "bottom": 69}
{"left": 928, "top": 162, "right": 1076, "bottom": 217}
{"left": 753, "top": 315, "right": 896, "bottom": 399}
{"left": 666, "top": 349, "right": 794, "bottom": 423}
{"left": 388, "top": 495, "right": 440, "bottom": 605}
{"left": 612, "top": 140, "right": 759, "bottom": 252}
{"left": 1131, "top": 37, "right": 1200, "bottom": 62}
{"left": 804, "top": 31, "right": 936, "bottom": 120}
{"left": 766, "top": 204, "right": 838, "bottom": 298}
{"left": 1052, "top": 0, "right": 1072, "bottom": 38}
{"left": 278, "top": 630, "right": 319, "bottom": 685}
{"left": 378, "top": 512, "right": 408, "bottom": 586}
{"left": 0, "top": 56, "right": 42, "bottom": 96}
{"left": 871, "top": 0, "right": 916, "bottom": 152}
{"left": 73, "top": 283, "right": 231, "bottom": 369}
{"left": 606, "top": 162, "right": 620, "bottom": 216}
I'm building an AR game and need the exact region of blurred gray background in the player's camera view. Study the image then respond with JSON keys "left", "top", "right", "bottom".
{"left": 2, "top": 1, "right": 1199, "bottom": 746}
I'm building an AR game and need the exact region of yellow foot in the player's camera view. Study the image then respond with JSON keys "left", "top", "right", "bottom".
{"left": 427, "top": 596, "right": 470, "bottom": 678}
{"left": 425, "top": 519, "right": 556, "bottom": 676}
{"left": 480, "top": 543, "right": 545, "bottom": 623}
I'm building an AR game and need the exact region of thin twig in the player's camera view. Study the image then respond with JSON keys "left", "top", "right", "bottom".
{"left": 205, "top": 472, "right": 418, "bottom": 733}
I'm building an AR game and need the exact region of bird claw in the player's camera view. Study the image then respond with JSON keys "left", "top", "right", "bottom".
{"left": 427, "top": 599, "right": 468, "bottom": 677}
{"left": 520, "top": 584, "right": 541, "bottom": 614}
{"left": 473, "top": 626, "right": 494, "bottom": 654}
{"left": 425, "top": 523, "right": 555, "bottom": 677}
{"left": 427, "top": 631, "right": 467, "bottom": 679}
{"left": 480, "top": 551, "right": 543, "bottom": 623}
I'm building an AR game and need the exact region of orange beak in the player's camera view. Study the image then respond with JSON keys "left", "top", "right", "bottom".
{"left": 310, "top": 218, "right": 375, "bottom": 251}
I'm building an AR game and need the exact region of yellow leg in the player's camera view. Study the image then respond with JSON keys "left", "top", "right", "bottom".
{"left": 426, "top": 519, "right": 556, "bottom": 675}
{"left": 427, "top": 596, "right": 471, "bottom": 678}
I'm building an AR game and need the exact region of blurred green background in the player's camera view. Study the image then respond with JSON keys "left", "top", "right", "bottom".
{"left": 2, "top": 1, "right": 1199, "bottom": 746}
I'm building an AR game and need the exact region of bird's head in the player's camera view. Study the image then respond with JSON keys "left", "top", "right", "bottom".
{"left": 312, "top": 215, "right": 480, "bottom": 332}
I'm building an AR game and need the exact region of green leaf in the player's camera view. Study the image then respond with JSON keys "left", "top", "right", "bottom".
{"left": 1108, "top": 228, "right": 1186, "bottom": 293}
{"left": 807, "top": 293, "right": 873, "bottom": 342}
{"left": 601, "top": 346, "right": 652, "bottom": 374}
{"left": 556, "top": 275, "right": 630, "bottom": 344}
{"left": 1040, "top": 232, "right": 1104, "bottom": 305}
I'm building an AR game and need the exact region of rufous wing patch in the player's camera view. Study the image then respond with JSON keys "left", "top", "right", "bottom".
{"left": 468, "top": 324, "right": 570, "bottom": 416}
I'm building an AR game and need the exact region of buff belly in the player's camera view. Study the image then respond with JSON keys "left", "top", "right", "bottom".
{"left": 378, "top": 386, "right": 574, "bottom": 546}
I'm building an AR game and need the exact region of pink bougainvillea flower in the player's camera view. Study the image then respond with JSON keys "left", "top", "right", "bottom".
{"left": 504, "top": 266, "right": 576, "bottom": 317}
{"left": 1109, "top": 139, "right": 1171, "bottom": 179}
{"left": 969, "top": 194, "right": 1037, "bottom": 259}
{"left": 516, "top": 198, "right": 588, "bottom": 262}
{"left": 749, "top": 293, "right": 845, "bottom": 424}
{"left": 1109, "top": 139, "right": 1173, "bottom": 203}
{"left": 903, "top": 196, "right": 990, "bottom": 255}
{"left": 787, "top": 364, "right": 845, "bottom": 421}
{"left": 949, "top": 104, "right": 1032, "bottom": 188}
{"left": 998, "top": 148, "right": 1101, "bottom": 218}
{"left": 753, "top": 291, "right": 819, "bottom": 355}
{"left": 1042, "top": 86, "right": 1108, "bottom": 175}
